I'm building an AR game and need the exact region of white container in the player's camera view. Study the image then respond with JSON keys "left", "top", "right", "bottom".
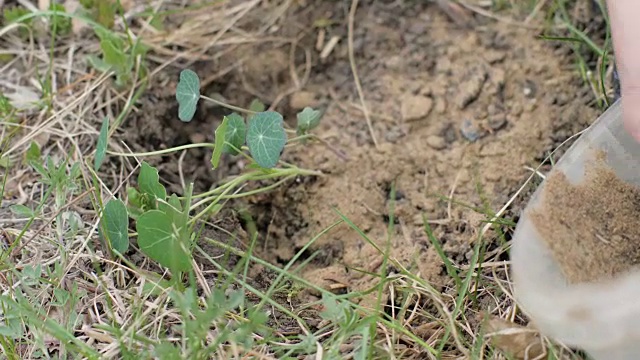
{"left": 511, "top": 98, "right": 640, "bottom": 359}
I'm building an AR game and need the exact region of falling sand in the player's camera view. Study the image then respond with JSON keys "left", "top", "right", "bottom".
{"left": 530, "top": 151, "right": 640, "bottom": 284}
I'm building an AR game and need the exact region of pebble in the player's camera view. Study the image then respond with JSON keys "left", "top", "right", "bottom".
{"left": 435, "top": 97, "right": 447, "bottom": 114}
{"left": 441, "top": 123, "right": 457, "bottom": 143}
{"left": 456, "top": 70, "right": 487, "bottom": 109}
{"left": 401, "top": 94, "right": 433, "bottom": 121}
{"left": 460, "top": 119, "right": 484, "bottom": 142}
{"left": 426, "top": 135, "right": 447, "bottom": 150}
{"left": 487, "top": 115, "right": 507, "bottom": 131}
{"left": 385, "top": 125, "right": 407, "bottom": 143}
{"left": 523, "top": 79, "right": 537, "bottom": 98}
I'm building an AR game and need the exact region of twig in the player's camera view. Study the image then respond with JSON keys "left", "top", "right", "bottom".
{"left": 348, "top": 0, "right": 379, "bottom": 149}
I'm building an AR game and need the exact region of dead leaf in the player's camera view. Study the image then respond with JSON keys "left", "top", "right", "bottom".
{"left": 483, "top": 317, "right": 546, "bottom": 359}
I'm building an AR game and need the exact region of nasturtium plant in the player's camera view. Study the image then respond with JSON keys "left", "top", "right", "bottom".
{"left": 100, "top": 198, "right": 129, "bottom": 254}
{"left": 136, "top": 209, "right": 192, "bottom": 273}
{"left": 222, "top": 113, "right": 246, "bottom": 155}
{"left": 158, "top": 194, "right": 184, "bottom": 226}
{"left": 246, "top": 111, "right": 287, "bottom": 169}
{"left": 138, "top": 161, "right": 167, "bottom": 202}
{"left": 176, "top": 69, "right": 200, "bottom": 122}
{"left": 249, "top": 98, "right": 265, "bottom": 113}
{"left": 211, "top": 116, "right": 228, "bottom": 170}
{"left": 296, "top": 107, "right": 321, "bottom": 135}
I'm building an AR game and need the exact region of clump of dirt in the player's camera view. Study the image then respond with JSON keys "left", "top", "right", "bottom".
{"left": 530, "top": 151, "right": 640, "bottom": 284}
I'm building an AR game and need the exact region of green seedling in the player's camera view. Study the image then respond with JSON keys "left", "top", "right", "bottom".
{"left": 99, "top": 198, "right": 128, "bottom": 254}
{"left": 99, "top": 160, "right": 195, "bottom": 275}
{"left": 296, "top": 106, "right": 322, "bottom": 136}
{"left": 97, "top": 69, "right": 323, "bottom": 288}
{"left": 88, "top": 26, "right": 148, "bottom": 88}
{"left": 222, "top": 113, "right": 246, "bottom": 155}
{"left": 174, "top": 69, "right": 321, "bottom": 169}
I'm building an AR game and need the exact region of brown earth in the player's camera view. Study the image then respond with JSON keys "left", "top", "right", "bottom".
{"left": 530, "top": 150, "right": 640, "bottom": 284}
{"left": 121, "top": 1, "right": 601, "bottom": 311}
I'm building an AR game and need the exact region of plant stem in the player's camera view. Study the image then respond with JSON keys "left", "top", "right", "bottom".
{"left": 107, "top": 143, "right": 215, "bottom": 157}
{"left": 199, "top": 95, "right": 256, "bottom": 115}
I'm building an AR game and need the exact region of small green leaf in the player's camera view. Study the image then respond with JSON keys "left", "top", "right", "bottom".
{"left": 249, "top": 99, "right": 265, "bottom": 113}
{"left": 25, "top": 141, "right": 41, "bottom": 165}
{"left": 101, "top": 199, "right": 129, "bottom": 254}
{"left": 142, "top": 278, "right": 172, "bottom": 297}
{"left": 246, "top": 111, "right": 287, "bottom": 169}
{"left": 211, "top": 117, "right": 228, "bottom": 169}
{"left": 222, "top": 113, "right": 246, "bottom": 155}
{"left": 51, "top": 288, "right": 70, "bottom": 307}
{"left": 296, "top": 107, "right": 321, "bottom": 135}
{"left": 176, "top": 69, "right": 200, "bottom": 122}
{"left": 154, "top": 341, "right": 182, "bottom": 360}
{"left": 96, "top": 0, "right": 118, "bottom": 29}
{"left": 0, "top": 311, "right": 22, "bottom": 338}
{"left": 136, "top": 210, "right": 192, "bottom": 273}
{"left": 87, "top": 54, "right": 112, "bottom": 72}
{"left": 10, "top": 204, "right": 34, "bottom": 218}
{"left": 94, "top": 117, "right": 109, "bottom": 171}
{"left": 101, "top": 39, "right": 126, "bottom": 72}
{"left": 138, "top": 162, "right": 166, "bottom": 201}
{"left": 0, "top": 156, "right": 9, "bottom": 168}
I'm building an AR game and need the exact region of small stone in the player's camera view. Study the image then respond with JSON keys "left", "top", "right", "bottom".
{"left": 487, "top": 115, "right": 507, "bottom": 131}
{"left": 401, "top": 95, "right": 433, "bottom": 121}
{"left": 385, "top": 125, "right": 407, "bottom": 143}
{"left": 483, "top": 50, "right": 506, "bottom": 64}
{"left": 426, "top": 135, "right": 447, "bottom": 150}
{"left": 523, "top": 79, "right": 537, "bottom": 98}
{"left": 460, "top": 119, "right": 485, "bottom": 142}
{"left": 441, "top": 123, "right": 457, "bottom": 143}
{"left": 456, "top": 69, "right": 487, "bottom": 109}
{"left": 289, "top": 91, "right": 322, "bottom": 109}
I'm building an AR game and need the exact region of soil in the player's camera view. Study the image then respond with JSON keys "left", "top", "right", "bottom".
{"left": 121, "top": 1, "right": 601, "bottom": 312}
{"left": 530, "top": 151, "right": 640, "bottom": 284}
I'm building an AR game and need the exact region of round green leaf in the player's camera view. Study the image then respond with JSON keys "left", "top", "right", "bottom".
{"left": 175, "top": 69, "right": 200, "bottom": 122}
{"left": 222, "top": 113, "right": 246, "bottom": 155}
{"left": 100, "top": 199, "right": 129, "bottom": 254}
{"left": 136, "top": 210, "right": 192, "bottom": 273}
{"left": 246, "top": 111, "right": 287, "bottom": 169}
